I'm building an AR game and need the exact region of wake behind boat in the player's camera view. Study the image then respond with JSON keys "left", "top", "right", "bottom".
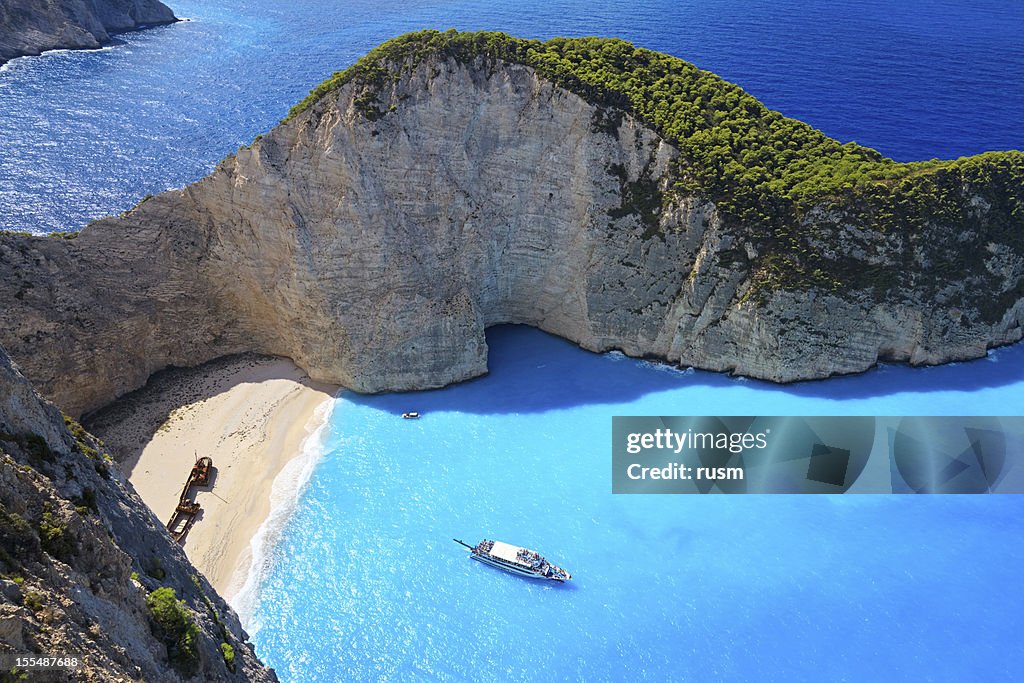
{"left": 454, "top": 538, "right": 572, "bottom": 582}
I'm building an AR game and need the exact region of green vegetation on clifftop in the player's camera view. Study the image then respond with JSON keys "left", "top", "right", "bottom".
{"left": 286, "top": 30, "right": 1024, "bottom": 301}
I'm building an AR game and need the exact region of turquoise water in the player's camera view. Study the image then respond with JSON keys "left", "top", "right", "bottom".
{"left": 246, "top": 328, "right": 1024, "bottom": 681}
{"left": 3, "top": 0, "right": 1023, "bottom": 678}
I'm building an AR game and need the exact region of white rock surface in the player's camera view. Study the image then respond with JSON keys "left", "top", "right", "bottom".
{"left": 1, "top": 56, "right": 1022, "bottom": 416}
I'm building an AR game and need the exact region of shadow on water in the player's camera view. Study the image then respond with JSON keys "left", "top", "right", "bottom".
{"left": 347, "top": 324, "right": 1024, "bottom": 415}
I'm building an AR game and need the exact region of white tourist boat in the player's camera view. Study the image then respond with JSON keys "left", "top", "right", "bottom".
{"left": 454, "top": 538, "right": 572, "bottom": 582}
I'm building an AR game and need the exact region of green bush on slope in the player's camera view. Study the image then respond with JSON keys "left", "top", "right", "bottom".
{"left": 146, "top": 587, "right": 200, "bottom": 673}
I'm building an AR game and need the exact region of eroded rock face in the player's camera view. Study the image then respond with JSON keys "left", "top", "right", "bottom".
{"left": 1, "top": 56, "right": 1022, "bottom": 417}
{"left": 0, "top": 345, "right": 276, "bottom": 681}
{"left": 0, "top": 0, "right": 177, "bottom": 65}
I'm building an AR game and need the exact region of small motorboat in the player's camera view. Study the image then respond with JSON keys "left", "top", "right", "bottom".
{"left": 402, "top": 412, "right": 421, "bottom": 419}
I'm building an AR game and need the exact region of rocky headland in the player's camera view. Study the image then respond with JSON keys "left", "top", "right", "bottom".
{"left": 1, "top": 30, "right": 1023, "bottom": 421}
{"left": 0, "top": 28, "right": 1022, "bottom": 680}
{"left": 0, "top": 0, "right": 177, "bottom": 65}
{"left": 0, "top": 345, "right": 275, "bottom": 681}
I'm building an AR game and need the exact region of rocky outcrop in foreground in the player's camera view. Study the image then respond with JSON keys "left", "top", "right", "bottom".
{"left": 0, "top": 345, "right": 275, "bottom": 681}
{"left": 1, "top": 31, "right": 1022, "bottom": 417}
{"left": 0, "top": 0, "right": 176, "bottom": 65}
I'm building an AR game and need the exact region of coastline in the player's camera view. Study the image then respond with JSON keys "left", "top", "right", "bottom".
{"left": 86, "top": 355, "right": 338, "bottom": 603}
{"left": 0, "top": 1, "right": 179, "bottom": 68}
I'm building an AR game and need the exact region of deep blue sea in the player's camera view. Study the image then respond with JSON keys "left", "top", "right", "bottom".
{"left": 1, "top": 0, "right": 1023, "bottom": 232}
{"left": 3, "top": 1, "right": 1024, "bottom": 680}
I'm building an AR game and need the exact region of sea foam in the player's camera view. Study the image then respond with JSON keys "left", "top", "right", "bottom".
{"left": 229, "top": 396, "right": 337, "bottom": 630}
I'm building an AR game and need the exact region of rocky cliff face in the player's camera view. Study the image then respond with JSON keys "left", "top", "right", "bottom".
{"left": 1, "top": 43, "right": 1022, "bottom": 417}
{"left": 0, "top": 0, "right": 176, "bottom": 65}
{"left": 0, "top": 344, "right": 275, "bottom": 681}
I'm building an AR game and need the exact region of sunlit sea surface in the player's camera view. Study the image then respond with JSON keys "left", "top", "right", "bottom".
{"left": 3, "top": 0, "right": 1023, "bottom": 680}
{"left": 245, "top": 327, "right": 1024, "bottom": 681}
{"left": 1, "top": 0, "right": 1022, "bottom": 233}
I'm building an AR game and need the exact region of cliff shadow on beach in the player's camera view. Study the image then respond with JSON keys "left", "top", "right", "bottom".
{"left": 82, "top": 352, "right": 329, "bottom": 473}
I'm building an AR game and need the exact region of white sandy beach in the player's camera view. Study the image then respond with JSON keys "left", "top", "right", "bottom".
{"left": 92, "top": 357, "right": 337, "bottom": 602}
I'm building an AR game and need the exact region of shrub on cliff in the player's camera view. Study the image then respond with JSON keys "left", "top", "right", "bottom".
{"left": 146, "top": 587, "right": 200, "bottom": 674}
{"left": 38, "top": 509, "right": 73, "bottom": 560}
{"left": 0, "top": 504, "right": 39, "bottom": 570}
{"left": 221, "top": 642, "right": 236, "bottom": 671}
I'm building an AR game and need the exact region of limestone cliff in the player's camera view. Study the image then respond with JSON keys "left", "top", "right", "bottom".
{"left": 1, "top": 31, "right": 1022, "bottom": 417}
{"left": 0, "top": 344, "right": 276, "bottom": 681}
{"left": 0, "top": 0, "right": 176, "bottom": 65}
